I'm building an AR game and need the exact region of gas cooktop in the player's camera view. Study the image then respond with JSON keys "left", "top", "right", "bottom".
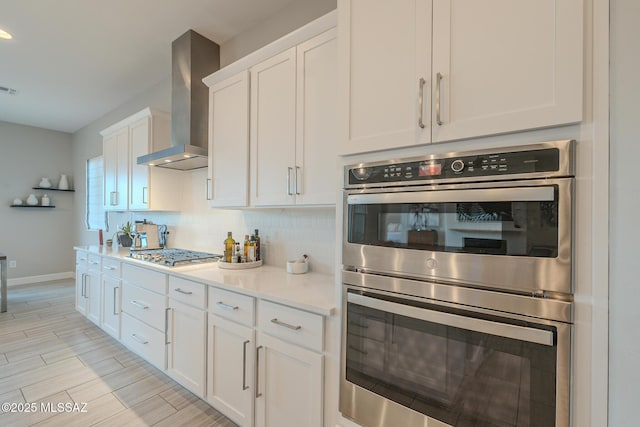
{"left": 127, "top": 248, "right": 222, "bottom": 267}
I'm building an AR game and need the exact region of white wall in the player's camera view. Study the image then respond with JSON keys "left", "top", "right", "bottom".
{"left": 0, "top": 121, "right": 74, "bottom": 282}
{"left": 220, "top": 0, "right": 336, "bottom": 66}
{"left": 609, "top": 0, "right": 639, "bottom": 424}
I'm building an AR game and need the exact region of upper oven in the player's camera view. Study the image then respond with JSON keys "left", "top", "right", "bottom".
{"left": 343, "top": 140, "right": 575, "bottom": 296}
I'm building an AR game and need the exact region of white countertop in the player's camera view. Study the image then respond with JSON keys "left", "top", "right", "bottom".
{"left": 75, "top": 246, "right": 336, "bottom": 316}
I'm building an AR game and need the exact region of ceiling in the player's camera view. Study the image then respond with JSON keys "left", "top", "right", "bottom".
{"left": 0, "top": 0, "right": 294, "bottom": 133}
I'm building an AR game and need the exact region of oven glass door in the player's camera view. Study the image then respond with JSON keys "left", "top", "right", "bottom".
{"left": 344, "top": 289, "right": 562, "bottom": 427}
{"left": 347, "top": 185, "right": 559, "bottom": 257}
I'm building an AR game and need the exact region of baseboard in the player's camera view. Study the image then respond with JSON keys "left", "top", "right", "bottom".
{"left": 7, "top": 272, "right": 74, "bottom": 287}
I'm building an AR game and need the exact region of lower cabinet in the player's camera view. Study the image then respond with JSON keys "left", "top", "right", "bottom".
{"left": 86, "top": 269, "right": 101, "bottom": 326}
{"left": 255, "top": 333, "right": 323, "bottom": 427}
{"left": 121, "top": 312, "right": 166, "bottom": 370}
{"left": 101, "top": 274, "right": 121, "bottom": 339}
{"left": 167, "top": 298, "right": 207, "bottom": 396}
{"left": 207, "top": 314, "right": 255, "bottom": 427}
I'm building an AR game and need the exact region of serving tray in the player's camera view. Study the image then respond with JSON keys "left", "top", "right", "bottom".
{"left": 218, "top": 259, "right": 263, "bottom": 270}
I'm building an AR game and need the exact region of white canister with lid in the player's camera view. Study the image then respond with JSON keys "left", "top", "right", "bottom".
{"left": 41, "top": 194, "right": 50, "bottom": 206}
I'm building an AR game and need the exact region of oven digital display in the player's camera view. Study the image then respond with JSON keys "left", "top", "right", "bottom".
{"left": 419, "top": 162, "right": 442, "bottom": 176}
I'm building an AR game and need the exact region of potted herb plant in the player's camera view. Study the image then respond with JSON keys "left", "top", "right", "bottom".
{"left": 115, "top": 221, "right": 134, "bottom": 247}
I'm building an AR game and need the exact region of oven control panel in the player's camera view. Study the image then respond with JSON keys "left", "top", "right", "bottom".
{"left": 347, "top": 147, "right": 562, "bottom": 186}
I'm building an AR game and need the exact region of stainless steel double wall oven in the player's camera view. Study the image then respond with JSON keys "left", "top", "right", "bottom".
{"left": 340, "top": 140, "right": 575, "bottom": 427}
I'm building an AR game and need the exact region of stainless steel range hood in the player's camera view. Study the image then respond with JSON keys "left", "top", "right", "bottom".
{"left": 137, "top": 30, "right": 220, "bottom": 170}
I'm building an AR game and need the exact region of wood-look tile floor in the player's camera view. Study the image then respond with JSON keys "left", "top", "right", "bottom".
{"left": 0, "top": 280, "right": 237, "bottom": 427}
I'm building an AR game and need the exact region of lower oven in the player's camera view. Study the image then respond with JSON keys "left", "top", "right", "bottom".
{"left": 340, "top": 270, "right": 572, "bottom": 427}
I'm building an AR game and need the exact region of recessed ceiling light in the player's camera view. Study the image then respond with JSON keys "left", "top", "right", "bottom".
{"left": 0, "top": 29, "right": 13, "bottom": 40}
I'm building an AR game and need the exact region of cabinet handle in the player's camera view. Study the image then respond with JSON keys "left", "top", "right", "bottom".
{"left": 130, "top": 334, "right": 148, "bottom": 345}
{"left": 165, "top": 307, "right": 171, "bottom": 345}
{"left": 89, "top": 260, "right": 100, "bottom": 265}
{"left": 270, "top": 318, "right": 302, "bottom": 331}
{"left": 242, "top": 339, "right": 250, "bottom": 391}
{"left": 82, "top": 273, "right": 87, "bottom": 298}
{"left": 129, "top": 300, "right": 149, "bottom": 310}
{"left": 286, "top": 167, "right": 293, "bottom": 196}
{"left": 174, "top": 288, "right": 193, "bottom": 295}
{"left": 436, "top": 72, "right": 443, "bottom": 126}
{"left": 206, "top": 178, "right": 212, "bottom": 200}
{"left": 103, "top": 265, "right": 116, "bottom": 271}
{"left": 142, "top": 187, "right": 148, "bottom": 204}
{"left": 110, "top": 191, "right": 118, "bottom": 206}
{"left": 294, "top": 166, "right": 301, "bottom": 195}
{"left": 256, "top": 345, "right": 263, "bottom": 398}
{"left": 418, "top": 77, "right": 426, "bottom": 129}
{"left": 216, "top": 301, "right": 239, "bottom": 311}
{"left": 113, "top": 286, "right": 118, "bottom": 315}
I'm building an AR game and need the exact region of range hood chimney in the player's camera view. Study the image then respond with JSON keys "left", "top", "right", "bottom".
{"left": 137, "top": 30, "right": 220, "bottom": 170}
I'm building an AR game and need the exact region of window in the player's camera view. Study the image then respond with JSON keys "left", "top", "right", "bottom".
{"left": 86, "top": 156, "right": 108, "bottom": 231}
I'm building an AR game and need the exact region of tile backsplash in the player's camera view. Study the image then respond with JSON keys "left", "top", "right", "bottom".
{"left": 109, "top": 207, "right": 337, "bottom": 275}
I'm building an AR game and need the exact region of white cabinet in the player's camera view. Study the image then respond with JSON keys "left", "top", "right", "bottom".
{"left": 75, "top": 252, "right": 88, "bottom": 315}
{"left": 167, "top": 298, "right": 207, "bottom": 396}
{"left": 103, "top": 127, "right": 129, "bottom": 210}
{"left": 205, "top": 288, "right": 326, "bottom": 427}
{"left": 120, "top": 263, "right": 168, "bottom": 370}
{"left": 255, "top": 333, "right": 323, "bottom": 427}
{"left": 86, "top": 255, "right": 102, "bottom": 326}
{"left": 250, "top": 48, "right": 297, "bottom": 207}
{"left": 207, "top": 71, "right": 250, "bottom": 208}
{"left": 166, "top": 276, "right": 207, "bottom": 397}
{"left": 207, "top": 314, "right": 254, "bottom": 427}
{"left": 249, "top": 29, "right": 337, "bottom": 207}
{"left": 101, "top": 108, "right": 183, "bottom": 211}
{"left": 338, "top": 0, "right": 583, "bottom": 154}
{"left": 100, "top": 258, "right": 121, "bottom": 340}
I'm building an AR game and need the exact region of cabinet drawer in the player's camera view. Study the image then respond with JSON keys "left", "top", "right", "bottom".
{"left": 87, "top": 253, "right": 102, "bottom": 272}
{"left": 121, "top": 312, "right": 166, "bottom": 370}
{"left": 169, "top": 276, "right": 206, "bottom": 309}
{"left": 122, "top": 283, "right": 167, "bottom": 331}
{"left": 258, "top": 300, "right": 324, "bottom": 352}
{"left": 122, "top": 263, "right": 167, "bottom": 293}
{"left": 209, "top": 287, "right": 254, "bottom": 327}
{"left": 76, "top": 251, "right": 88, "bottom": 265}
{"left": 102, "top": 257, "right": 121, "bottom": 278}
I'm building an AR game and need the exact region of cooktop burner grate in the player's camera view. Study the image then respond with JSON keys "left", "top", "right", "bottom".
{"left": 127, "top": 248, "right": 222, "bottom": 267}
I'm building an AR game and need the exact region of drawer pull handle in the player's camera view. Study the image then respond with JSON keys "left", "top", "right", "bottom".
{"left": 256, "top": 345, "right": 263, "bottom": 398}
{"left": 217, "top": 301, "right": 239, "bottom": 311}
{"left": 130, "top": 300, "right": 149, "bottom": 310}
{"left": 89, "top": 261, "right": 100, "bottom": 265}
{"left": 165, "top": 308, "right": 171, "bottom": 345}
{"left": 242, "top": 340, "right": 250, "bottom": 391}
{"left": 174, "top": 288, "right": 193, "bottom": 295}
{"left": 104, "top": 266, "right": 116, "bottom": 270}
{"left": 131, "top": 334, "right": 148, "bottom": 345}
{"left": 270, "top": 318, "right": 302, "bottom": 331}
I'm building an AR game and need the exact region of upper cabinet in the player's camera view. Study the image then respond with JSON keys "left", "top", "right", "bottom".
{"left": 204, "top": 12, "right": 338, "bottom": 208}
{"left": 338, "top": 0, "right": 584, "bottom": 155}
{"left": 101, "top": 108, "right": 184, "bottom": 211}
{"left": 207, "top": 71, "right": 251, "bottom": 208}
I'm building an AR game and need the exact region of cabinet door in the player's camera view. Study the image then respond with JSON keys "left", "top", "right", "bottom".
{"left": 208, "top": 71, "right": 250, "bottom": 207}
{"left": 103, "top": 127, "right": 129, "bottom": 210}
{"left": 294, "top": 29, "right": 338, "bottom": 205}
{"left": 86, "top": 270, "right": 101, "bottom": 326}
{"left": 250, "top": 48, "right": 297, "bottom": 206}
{"left": 430, "top": 0, "right": 583, "bottom": 142}
{"left": 128, "top": 116, "right": 151, "bottom": 210}
{"left": 167, "top": 299, "right": 206, "bottom": 397}
{"left": 75, "top": 266, "right": 87, "bottom": 315}
{"left": 207, "top": 314, "right": 254, "bottom": 427}
{"left": 338, "top": 0, "right": 431, "bottom": 155}
{"left": 255, "top": 333, "right": 323, "bottom": 427}
{"left": 101, "top": 275, "right": 120, "bottom": 339}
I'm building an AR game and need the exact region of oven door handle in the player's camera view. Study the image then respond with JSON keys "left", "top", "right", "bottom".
{"left": 346, "top": 186, "right": 555, "bottom": 205}
{"left": 347, "top": 292, "right": 554, "bottom": 347}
